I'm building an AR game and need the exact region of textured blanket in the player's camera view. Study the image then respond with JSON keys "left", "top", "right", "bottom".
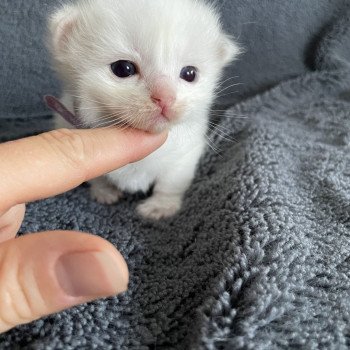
{"left": 1, "top": 9, "right": 350, "bottom": 350}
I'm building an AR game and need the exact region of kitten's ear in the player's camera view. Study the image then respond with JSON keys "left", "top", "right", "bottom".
{"left": 218, "top": 35, "right": 241, "bottom": 65}
{"left": 49, "top": 5, "right": 79, "bottom": 55}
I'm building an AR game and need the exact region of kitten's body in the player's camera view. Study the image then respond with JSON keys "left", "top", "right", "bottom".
{"left": 49, "top": 0, "right": 239, "bottom": 219}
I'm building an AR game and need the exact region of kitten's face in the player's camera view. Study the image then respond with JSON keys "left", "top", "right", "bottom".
{"left": 50, "top": 0, "right": 239, "bottom": 133}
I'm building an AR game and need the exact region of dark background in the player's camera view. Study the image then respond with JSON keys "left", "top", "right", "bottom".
{"left": 0, "top": 0, "right": 349, "bottom": 119}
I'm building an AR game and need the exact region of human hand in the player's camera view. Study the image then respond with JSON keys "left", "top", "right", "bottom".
{"left": 0, "top": 127, "right": 167, "bottom": 333}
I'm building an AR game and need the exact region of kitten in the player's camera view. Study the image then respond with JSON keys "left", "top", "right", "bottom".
{"left": 48, "top": 0, "right": 240, "bottom": 220}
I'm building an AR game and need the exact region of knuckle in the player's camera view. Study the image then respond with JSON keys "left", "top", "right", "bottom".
{"left": 41, "top": 129, "right": 89, "bottom": 172}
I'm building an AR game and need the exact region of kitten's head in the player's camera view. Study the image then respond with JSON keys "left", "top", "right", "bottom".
{"left": 49, "top": 0, "right": 240, "bottom": 132}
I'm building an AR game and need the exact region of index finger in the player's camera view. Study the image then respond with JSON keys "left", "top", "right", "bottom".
{"left": 0, "top": 128, "right": 167, "bottom": 212}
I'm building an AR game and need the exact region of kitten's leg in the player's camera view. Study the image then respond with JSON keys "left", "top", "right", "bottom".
{"left": 137, "top": 145, "right": 204, "bottom": 220}
{"left": 90, "top": 177, "right": 123, "bottom": 205}
{"left": 137, "top": 189, "right": 183, "bottom": 220}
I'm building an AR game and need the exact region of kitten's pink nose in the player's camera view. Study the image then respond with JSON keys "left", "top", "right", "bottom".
{"left": 151, "top": 95, "right": 175, "bottom": 111}
{"left": 151, "top": 78, "right": 176, "bottom": 115}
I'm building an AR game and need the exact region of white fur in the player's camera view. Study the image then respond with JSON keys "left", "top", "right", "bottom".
{"left": 48, "top": 0, "right": 240, "bottom": 219}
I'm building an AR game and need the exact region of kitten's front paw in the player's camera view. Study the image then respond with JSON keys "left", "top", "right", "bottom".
{"left": 137, "top": 195, "right": 182, "bottom": 220}
{"left": 90, "top": 179, "right": 123, "bottom": 205}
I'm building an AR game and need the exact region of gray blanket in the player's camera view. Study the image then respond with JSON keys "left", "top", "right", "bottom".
{"left": 1, "top": 9, "right": 350, "bottom": 350}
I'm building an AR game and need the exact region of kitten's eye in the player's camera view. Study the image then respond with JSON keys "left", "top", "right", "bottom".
{"left": 111, "top": 60, "right": 137, "bottom": 78}
{"left": 180, "top": 66, "right": 197, "bottom": 82}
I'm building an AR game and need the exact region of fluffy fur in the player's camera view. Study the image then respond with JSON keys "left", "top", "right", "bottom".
{"left": 49, "top": 0, "right": 240, "bottom": 219}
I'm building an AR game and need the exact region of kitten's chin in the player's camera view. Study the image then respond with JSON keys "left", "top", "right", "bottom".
{"left": 144, "top": 114, "right": 172, "bottom": 134}
{"left": 91, "top": 110, "right": 176, "bottom": 134}
{"left": 125, "top": 112, "right": 176, "bottom": 134}
{"left": 144, "top": 124, "right": 170, "bottom": 134}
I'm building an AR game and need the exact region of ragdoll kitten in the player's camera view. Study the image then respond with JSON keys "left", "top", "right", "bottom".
{"left": 48, "top": 0, "right": 240, "bottom": 219}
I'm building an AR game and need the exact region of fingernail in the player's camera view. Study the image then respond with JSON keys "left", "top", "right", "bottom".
{"left": 55, "top": 251, "right": 128, "bottom": 297}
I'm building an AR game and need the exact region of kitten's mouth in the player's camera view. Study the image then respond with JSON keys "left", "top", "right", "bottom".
{"left": 142, "top": 104, "right": 186, "bottom": 133}
{"left": 147, "top": 113, "right": 171, "bottom": 133}
{"left": 77, "top": 99, "right": 181, "bottom": 133}
{"left": 122, "top": 105, "right": 177, "bottom": 133}
{"left": 103, "top": 111, "right": 172, "bottom": 134}
{"left": 153, "top": 113, "right": 169, "bottom": 124}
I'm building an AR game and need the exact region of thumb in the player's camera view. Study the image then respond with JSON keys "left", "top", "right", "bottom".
{"left": 0, "top": 231, "right": 128, "bottom": 333}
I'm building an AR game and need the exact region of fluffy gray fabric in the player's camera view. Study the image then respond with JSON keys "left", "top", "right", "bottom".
{"left": 1, "top": 7, "right": 350, "bottom": 350}
{"left": 1, "top": 0, "right": 350, "bottom": 118}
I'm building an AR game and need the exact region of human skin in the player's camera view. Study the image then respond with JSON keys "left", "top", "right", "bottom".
{"left": 0, "top": 127, "right": 167, "bottom": 333}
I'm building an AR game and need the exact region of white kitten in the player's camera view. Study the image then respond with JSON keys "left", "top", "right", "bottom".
{"left": 48, "top": 0, "right": 240, "bottom": 219}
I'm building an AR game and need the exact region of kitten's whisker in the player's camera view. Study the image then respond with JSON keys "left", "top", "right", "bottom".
{"left": 216, "top": 76, "right": 240, "bottom": 88}
{"left": 89, "top": 117, "right": 128, "bottom": 128}
{"left": 189, "top": 119, "right": 223, "bottom": 156}
{"left": 92, "top": 106, "right": 151, "bottom": 124}
{"left": 211, "top": 112, "right": 248, "bottom": 119}
{"left": 77, "top": 112, "right": 123, "bottom": 125}
{"left": 216, "top": 91, "right": 240, "bottom": 98}
{"left": 97, "top": 113, "right": 128, "bottom": 122}
{"left": 78, "top": 105, "right": 130, "bottom": 111}
{"left": 208, "top": 126, "right": 237, "bottom": 144}
{"left": 217, "top": 115, "right": 248, "bottom": 119}
{"left": 133, "top": 110, "right": 147, "bottom": 129}
{"left": 68, "top": 95, "right": 118, "bottom": 108}
{"left": 69, "top": 92, "right": 142, "bottom": 109}
{"left": 205, "top": 136, "right": 221, "bottom": 156}
{"left": 210, "top": 109, "right": 248, "bottom": 115}
{"left": 81, "top": 113, "right": 128, "bottom": 128}
{"left": 215, "top": 82, "right": 243, "bottom": 95}
{"left": 208, "top": 121, "right": 234, "bottom": 136}
{"left": 91, "top": 119, "right": 130, "bottom": 130}
{"left": 209, "top": 119, "right": 238, "bottom": 133}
